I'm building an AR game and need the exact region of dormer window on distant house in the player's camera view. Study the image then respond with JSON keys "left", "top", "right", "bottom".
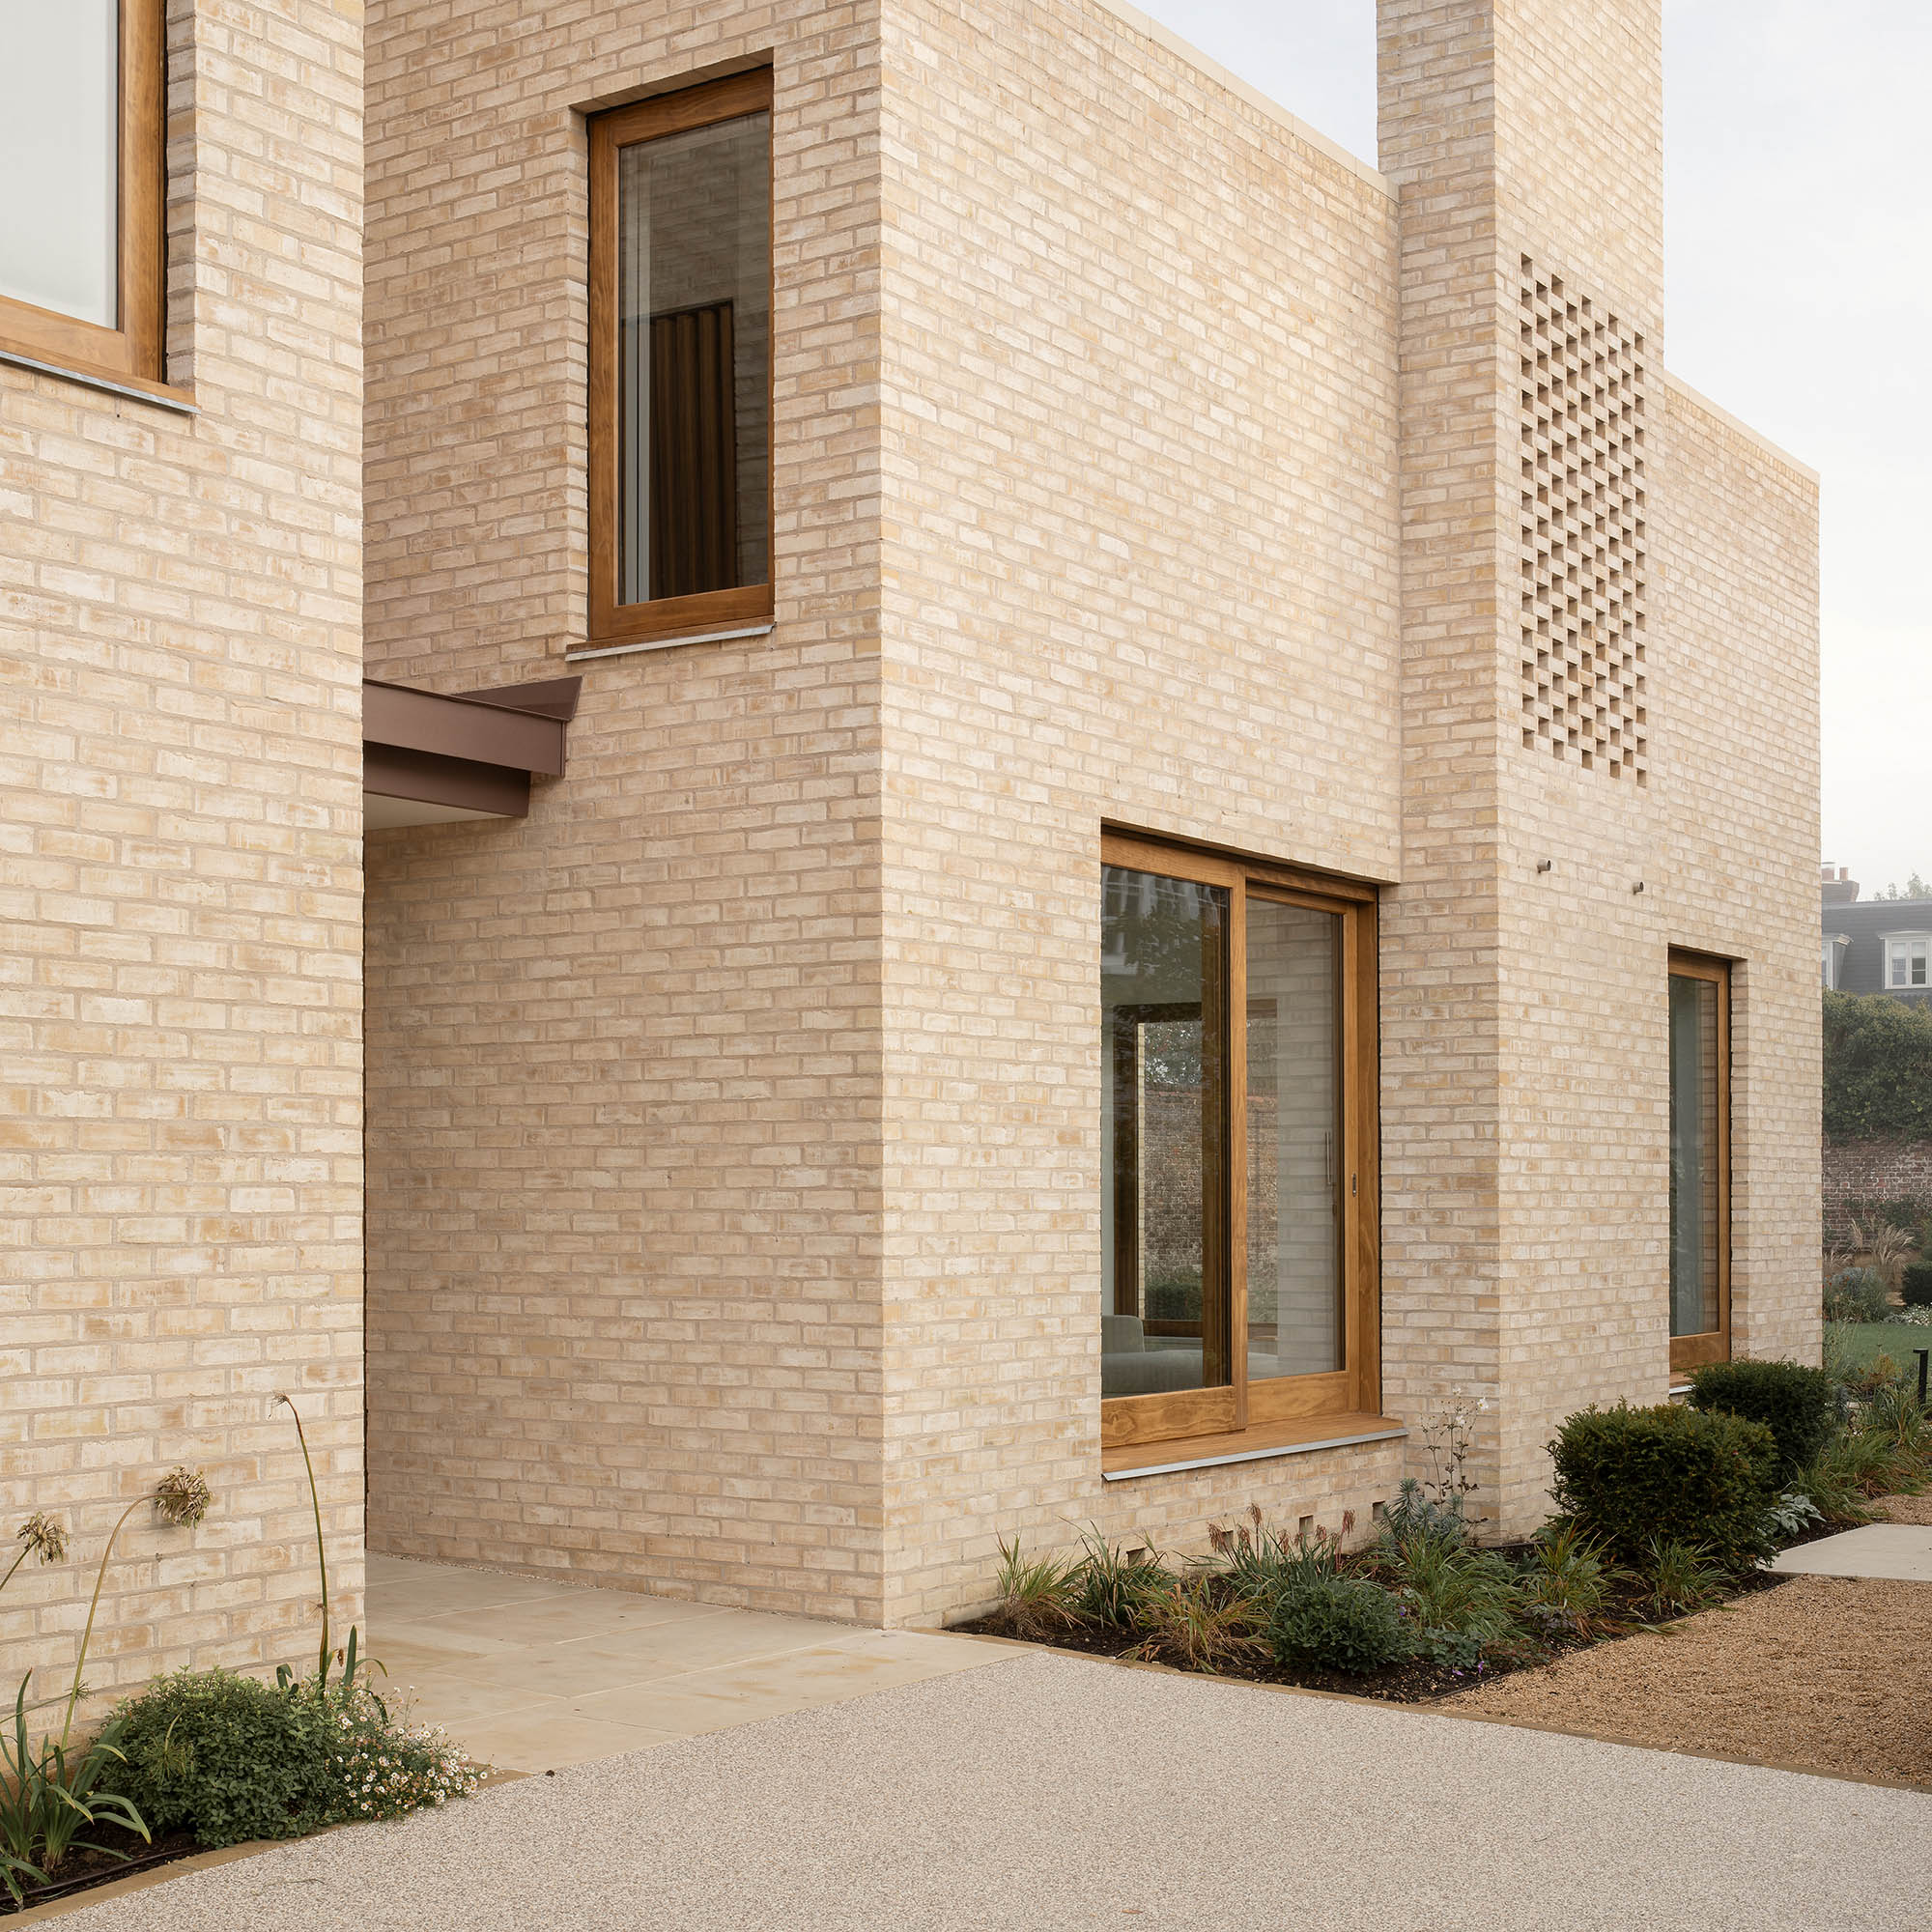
{"left": 1885, "top": 934, "right": 1931, "bottom": 990}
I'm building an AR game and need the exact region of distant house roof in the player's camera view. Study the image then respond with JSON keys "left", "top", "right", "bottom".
{"left": 1823, "top": 898, "right": 1932, "bottom": 1003}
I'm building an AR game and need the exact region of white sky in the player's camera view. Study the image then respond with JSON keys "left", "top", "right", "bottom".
{"left": 1135, "top": 0, "right": 1932, "bottom": 900}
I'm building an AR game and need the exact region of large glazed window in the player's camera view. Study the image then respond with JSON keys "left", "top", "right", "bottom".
{"left": 1100, "top": 834, "right": 1379, "bottom": 1459}
{"left": 1667, "top": 952, "right": 1730, "bottom": 1373}
{"left": 589, "top": 72, "right": 773, "bottom": 648}
{"left": 0, "top": 0, "right": 165, "bottom": 385}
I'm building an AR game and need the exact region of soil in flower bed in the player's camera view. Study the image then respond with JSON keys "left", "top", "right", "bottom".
{"left": 1442, "top": 1571, "right": 1932, "bottom": 1789}
{"left": 0, "top": 1825, "right": 202, "bottom": 1917}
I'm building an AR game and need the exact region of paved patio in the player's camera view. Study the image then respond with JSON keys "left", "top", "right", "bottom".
{"left": 60, "top": 1647, "right": 1932, "bottom": 1931}
{"left": 365, "top": 1553, "right": 1003, "bottom": 1770}
{"left": 1770, "top": 1521, "right": 1932, "bottom": 1581}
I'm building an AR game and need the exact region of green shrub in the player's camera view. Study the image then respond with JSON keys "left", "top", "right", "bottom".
{"left": 1824, "top": 990, "right": 1932, "bottom": 1142}
{"left": 1824, "top": 1268, "right": 1890, "bottom": 1324}
{"left": 1548, "top": 1402, "right": 1779, "bottom": 1571}
{"left": 105, "top": 1669, "right": 478, "bottom": 1849}
{"left": 1267, "top": 1576, "right": 1411, "bottom": 1676}
{"left": 104, "top": 1670, "right": 335, "bottom": 1847}
{"left": 1902, "top": 1262, "right": 1932, "bottom": 1309}
{"left": 1687, "top": 1358, "right": 1836, "bottom": 1475}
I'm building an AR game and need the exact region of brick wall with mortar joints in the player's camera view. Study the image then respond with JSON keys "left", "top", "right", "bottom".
{"left": 872, "top": 0, "right": 1406, "bottom": 1623}
{"left": 0, "top": 0, "right": 364, "bottom": 1714}
{"left": 1377, "top": 0, "right": 1517, "bottom": 1524}
{"left": 1825, "top": 1143, "right": 1932, "bottom": 1233}
{"left": 1376, "top": 0, "right": 1808, "bottom": 1534}
{"left": 1651, "top": 383, "right": 1820, "bottom": 1374}
{"left": 360, "top": 0, "right": 892, "bottom": 1620}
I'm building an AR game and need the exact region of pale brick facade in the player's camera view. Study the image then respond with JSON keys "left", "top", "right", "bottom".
{"left": 8, "top": 0, "right": 1818, "bottom": 1662}
{"left": 3, "top": 1, "right": 364, "bottom": 1711}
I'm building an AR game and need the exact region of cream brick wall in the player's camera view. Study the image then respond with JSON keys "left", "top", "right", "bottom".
{"left": 2, "top": 1, "right": 363, "bottom": 1711}
{"left": 355, "top": 0, "right": 1818, "bottom": 1625}
{"left": 361, "top": 0, "right": 891, "bottom": 1619}
{"left": 1378, "top": 0, "right": 1818, "bottom": 1533}
{"left": 873, "top": 0, "right": 1407, "bottom": 1622}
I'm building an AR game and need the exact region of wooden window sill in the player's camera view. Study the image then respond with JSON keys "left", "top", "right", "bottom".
{"left": 1101, "top": 1412, "right": 1407, "bottom": 1483}
{"left": 0, "top": 345, "right": 195, "bottom": 414}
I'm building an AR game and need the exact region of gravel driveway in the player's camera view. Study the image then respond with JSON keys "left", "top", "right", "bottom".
{"left": 61, "top": 1649, "right": 1931, "bottom": 1932}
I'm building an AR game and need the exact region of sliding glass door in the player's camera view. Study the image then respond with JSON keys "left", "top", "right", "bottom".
{"left": 1100, "top": 834, "right": 1378, "bottom": 1451}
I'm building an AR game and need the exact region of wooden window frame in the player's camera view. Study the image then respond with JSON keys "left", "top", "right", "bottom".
{"left": 0, "top": 0, "right": 167, "bottom": 388}
{"left": 1100, "top": 830, "right": 1382, "bottom": 1461}
{"left": 1667, "top": 950, "right": 1731, "bottom": 1376}
{"left": 586, "top": 70, "right": 775, "bottom": 649}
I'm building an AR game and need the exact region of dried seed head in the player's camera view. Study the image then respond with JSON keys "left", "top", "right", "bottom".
{"left": 16, "top": 1512, "right": 69, "bottom": 1564}
{"left": 155, "top": 1467, "right": 213, "bottom": 1527}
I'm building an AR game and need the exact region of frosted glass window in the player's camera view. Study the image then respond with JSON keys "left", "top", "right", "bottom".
{"left": 0, "top": 1, "right": 120, "bottom": 328}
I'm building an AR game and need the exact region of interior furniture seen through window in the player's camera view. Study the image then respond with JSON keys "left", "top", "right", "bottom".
{"left": 0, "top": 0, "right": 166, "bottom": 386}
{"left": 1667, "top": 951, "right": 1730, "bottom": 1373}
{"left": 588, "top": 71, "right": 773, "bottom": 648}
{"left": 1886, "top": 937, "right": 1930, "bottom": 990}
{"left": 1100, "top": 832, "right": 1381, "bottom": 1460}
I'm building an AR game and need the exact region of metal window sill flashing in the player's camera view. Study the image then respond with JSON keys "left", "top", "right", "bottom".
{"left": 0, "top": 347, "right": 198, "bottom": 414}
{"left": 1102, "top": 1423, "right": 1408, "bottom": 1483}
{"left": 568, "top": 622, "right": 776, "bottom": 662}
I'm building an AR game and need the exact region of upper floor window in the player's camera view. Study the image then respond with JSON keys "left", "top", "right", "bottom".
{"left": 1886, "top": 936, "right": 1930, "bottom": 989}
{"left": 0, "top": 0, "right": 166, "bottom": 384}
{"left": 588, "top": 72, "right": 773, "bottom": 648}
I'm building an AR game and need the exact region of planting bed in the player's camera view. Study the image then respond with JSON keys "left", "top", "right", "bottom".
{"left": 955, "top": 1560, "right": 1789, "bottom": 1705}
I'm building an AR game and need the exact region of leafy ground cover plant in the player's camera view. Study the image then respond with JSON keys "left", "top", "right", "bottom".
{"left": 104, "top": 1666, "right": 476, "bottom": 1847}
{"left": 1514, "top": 1521, "right": 1621, "bottom": 1638}
{"left": 1640, "top": 1538, "right": 1727, "bottom": 1617}
{"left": 1267, "top": 1575, "right": 1411, "bottom": 1675}
{"left": 1548, "top": 1402, "right": 1779, "bottom": 1572}
{"left": 1688, "top": 1359, "right": 1836, "bottom": 1476}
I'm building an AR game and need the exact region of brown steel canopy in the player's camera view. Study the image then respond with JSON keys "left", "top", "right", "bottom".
{"left": 362, "top": 676, "right": 582, "bottom": 829}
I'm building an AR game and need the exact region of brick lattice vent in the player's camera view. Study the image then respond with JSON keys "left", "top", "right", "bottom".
{"left": 1518, "top": 258, "right": 1648, "bottom": 781}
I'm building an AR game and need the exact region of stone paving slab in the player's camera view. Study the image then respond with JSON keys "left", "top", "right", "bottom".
{"left": 365, "top": 1554, "right": 1003, "bottom": 1771}
{"left": 1770, "top": 1522, "right": 1932, "bottom": 1580}
{"left": 56, "top": 1650, "right": 1932, "bottom": 1931}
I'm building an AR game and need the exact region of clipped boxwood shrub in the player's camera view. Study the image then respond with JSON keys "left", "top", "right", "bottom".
{"left": 105, "top": 1670, "right": 336, "bottom": 1847}
{"left": 1687, "top": 1357, "right": 1836, "bottom": 1475}
{"left": 1548, "top": 1402, "right": 1779, "bottom": 1571}
{"left": 1902, "top": 1262, "right": 1932, "bottom": 1309}
{"left": 1267, "top": 1575, "right": 1412, "bottom": 1676}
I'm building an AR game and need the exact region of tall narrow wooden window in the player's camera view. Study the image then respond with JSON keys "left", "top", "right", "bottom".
{"left": 0, "top": 0, "right": 167, "bottom": 387}
{"left": 589, "top": 71, "right": 773, "bottom": 648}
{"left": 1100, "top": 832, "right": 1382, "bottom": 1463}
{"left": 1667, "top": 952, "right": 1731, "bottom": 1374}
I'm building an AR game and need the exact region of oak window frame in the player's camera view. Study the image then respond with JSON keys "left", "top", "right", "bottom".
{"left": 586, "top": 70, "right": 776, "bottom": 651}
{"left": 0, "top": 0, "right": 168, "bottom": 390}
{"left": 1100, "top": 830, "right": 1383, "bottom": 1463}
{"left": 1666, "top": 949, "right": 1732, "bottom": 1376}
